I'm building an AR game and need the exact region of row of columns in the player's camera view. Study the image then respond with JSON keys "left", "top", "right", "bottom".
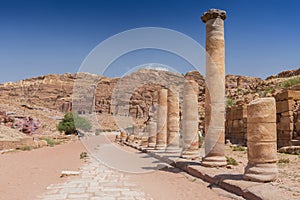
{"left": 152, "top": 83, "right": 199, "bottom": 158}
{"left": 118, "top": 8, "right": 278, "bottom": 183}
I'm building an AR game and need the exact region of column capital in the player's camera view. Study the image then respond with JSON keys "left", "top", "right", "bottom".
{"left": 201, "top": 9, "right": 226, "bottom": 23}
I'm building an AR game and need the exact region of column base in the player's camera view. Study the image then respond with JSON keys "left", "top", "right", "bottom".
{"left": 121, "top": 138, "right": 126, "bottom": 143}
{"left": 201, "top": 156, "right": 227, "bottom": 167}
{"left": 181, "top": 150, "right": 199, "bottom": 159}
{"left": 155, "top": 144, "right": 166, "bottom": 151}
{"left": 140, "top": 137, "right": 148, "bottom": 147}
{"left": 148, "top": 143, "right": 156, "bottom": 149}
{"left": 165, "top": 146, "right": 181, "bottom": 153}
{"left": 243, "top": 162, "right": 278, "bottom": 182}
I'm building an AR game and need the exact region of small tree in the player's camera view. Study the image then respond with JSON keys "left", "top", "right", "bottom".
{"left": 57, "top": 112, "right": 92, "bottom": 135}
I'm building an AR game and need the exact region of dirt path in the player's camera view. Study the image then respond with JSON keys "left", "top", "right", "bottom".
{"left": 78, "top": 135, "right": 235, "bottom": 200}
{"left": 0, "top": 135, "right": 238, "bottom": 200}
{"left": 0, "top": 141, "right": 86, "bottom": 200}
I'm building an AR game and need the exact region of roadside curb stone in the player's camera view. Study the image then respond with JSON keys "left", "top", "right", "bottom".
{"left": 123, "top": 141, "right": 296, "bottom": 200}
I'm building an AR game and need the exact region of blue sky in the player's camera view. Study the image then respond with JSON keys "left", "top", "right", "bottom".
{"left": 0, "top": 0, "right": 300, "bottom": 83}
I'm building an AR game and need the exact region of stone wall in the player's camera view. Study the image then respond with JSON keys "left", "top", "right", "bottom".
{"left": 276, "top": 89, "right": 300, "bottom": 147}
{"left": 0, "top": 137, "right": 34, "bottom": 150}
{"left": 225, "top": 87, "right": 300, "bottom": 148}
{"left": 225, "top": 104, "right": 247, "bottom": 145}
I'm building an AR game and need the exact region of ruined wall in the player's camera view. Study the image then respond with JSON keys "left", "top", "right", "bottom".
{"left": 276, "top": 89, "right": 300, "bottom": 147}
{"left": 225, "top": 104, "right": 247, "bottom": 145}
{"left": 0, "top": 137, "right": 35, "bottom": 150}
{"left": 225, "top": 87, "right": 300, "bottom": 148}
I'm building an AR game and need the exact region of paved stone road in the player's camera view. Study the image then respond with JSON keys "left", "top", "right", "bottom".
{"left": 39, "top": 157, "right": 153, "bottom": 200}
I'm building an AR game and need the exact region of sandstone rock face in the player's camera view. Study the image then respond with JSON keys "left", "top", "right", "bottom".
{"left": 0, "top": 69, "right": 206, "bottom": 131}
{"left": 0, "top": 125, "right": 27, "bottom": 142}
{"left": 0, "top": 73, "right": 75, "bottom": 112}
{"left": 13, "top": 116, "right": 41, "bottom": 135}
{"left": 225, "top": 74, "right": 287, "bottom": 105}
{"left": 266, "top": 68, "right": 300, "bottom": 79}
{"left": 1, "top": 64, "right": 300, "bottom": 149}
{"left": 0, "top": 102, "right": 63, "bottom": 141}
{"left": 0, "top": 110, "right": 41, "bottom": 135}
{"left": 0, "top": 68, "right": 297, "bottom": 127}
{"left": 244, "top": 98, "right": 278, "bottom": 182}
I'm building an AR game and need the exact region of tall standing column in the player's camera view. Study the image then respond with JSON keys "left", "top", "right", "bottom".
{"left": 166, "top": 89, "right": 180, "bottom": 152}
{"left": 148, "top": 121, "right": 157, "bottom": 148}
{"left": 244, "top": 98, "right": 278, "bottom": 182}
{"left": 201, "top": 9, "right": 227, "bottom": 167}
{"left": 181, "top": 80, "right": 199, "bottom": 159}
{"left": 155, "top": 88, "right": 168, "bottom": 150}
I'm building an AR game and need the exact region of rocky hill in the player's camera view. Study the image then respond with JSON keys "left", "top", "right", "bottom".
{"left": 0, "top": 68, "right": 299, "bottom": 133}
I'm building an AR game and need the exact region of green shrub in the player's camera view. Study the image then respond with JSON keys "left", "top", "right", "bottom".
{"left": 80, "top": 152, "right": 88, "bottom": 159}
{"left": 57, "top": 112, "right": 92, "bottom": 135}
{"left": 226, "top": 156, "right": 238, "bottom": 166}
{"left": 41, "top": 138, "right": 55, "bottom": 147}
{"left": 226, "top": 98, "right": 236, "bottom": 108}
{"left": 95, "top": 129, "right": 101, "bottom": 136}
{"left": 232, "top": 146, "right": 246, "bottom": 151}
{"left": 281, "top": 77, "right": 300, "bottom": 88}
{"left": 198, "top": 135, "right": 204, "bottom": 148}
{"left": 259, "top": 87, "right": 273, "bottom": 97}
{"left": 278, "top": 158, "right": 290, "bottom": 164}
{"left": 18, "top": 146, "right": 32, "bottom": 151}
{"left": 125, "top": 126, "right": 133, "bottom": 134}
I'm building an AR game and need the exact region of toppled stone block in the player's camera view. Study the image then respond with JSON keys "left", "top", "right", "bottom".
{"left": 278, "top": 146, "right": 300, "bottom": 154}
{"left": 275, "top": 90, "right": 300, "bottom": 101}
{"left": 60, "top": 170, "right": 80, "bottom": 177}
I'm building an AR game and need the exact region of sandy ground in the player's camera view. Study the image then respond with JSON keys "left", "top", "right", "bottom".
{"left": 0, "top": 134, "right": 237, "bottom": 200}
{"left": 0, "top": 141, "right": 86, "bottom": 200}
{"left": 129, "top": 162, "right": 235, "bottom": 200}
{"left": 224, "top": 145, "right": 300, "bottom": 197}
{"left": 107, "top": 135, "right": 236, "bottom": 200}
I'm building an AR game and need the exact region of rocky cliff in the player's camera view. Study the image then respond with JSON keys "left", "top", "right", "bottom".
{"left": 0, "top": 68, "right": 299, "bottom": 132}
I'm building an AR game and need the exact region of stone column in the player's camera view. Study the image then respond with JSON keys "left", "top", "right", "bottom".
{"left": 166, "top": 90, "right": 180, "bottom": 152}
{"left": 148, "top": 121, "right": 157, "bottom": 148}
{"left": 181, "top": 80, "right": 199, "bottom": 159}
{"left": 155, "top": 88, "right": 168, "bottom": 150}
{"left": 140, "top": 125, "right": 149, "bottom": 147}
{"left": 201, "top": 9, "right": 227, "bottom": 167}
{"left": 244, "top": 98, "right": 278, "bottom": 182}
{"left": 127, "top": 134, "right": 135, "bottom": 143}
{"left": 120, "top": 130, "right": 127, "bottom": 142}
{"left": 132, "top": 125, "right": 139, "bottom": 144}
{"left": 132, "top": 125, "right": 138, "bottom": 136}
{"left": 141, "top": 136, "right": 148, "bottom": 148}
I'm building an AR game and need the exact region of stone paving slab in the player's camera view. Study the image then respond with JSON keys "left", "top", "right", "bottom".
{"left": 38, "top": 157, "right": 153, "bottom": 200}
{"left": 124, "top": 141, "right": 298, "bottom": 200}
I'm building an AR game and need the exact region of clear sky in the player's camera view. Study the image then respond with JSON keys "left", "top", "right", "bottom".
{"left": 0, "top": 0, "right": 300, "bottom": 83}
